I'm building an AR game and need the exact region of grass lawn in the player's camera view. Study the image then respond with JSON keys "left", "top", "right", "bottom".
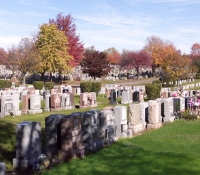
{"left": 1, "top": 78, "right": 200, "bottom": 174}
{"left": 42, "top": 120, "right": 200, "bottom": 175}
{"left": 0, "top": 94, "right": 114, "bottom": 171}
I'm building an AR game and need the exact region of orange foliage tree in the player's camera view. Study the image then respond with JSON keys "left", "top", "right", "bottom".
{"left": 104, "top": 47, "right": 120, "bottom": 65}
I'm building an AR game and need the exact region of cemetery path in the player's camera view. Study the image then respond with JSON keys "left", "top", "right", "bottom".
{"left": 115, "top": 77, "right": 159, "bottom": 86}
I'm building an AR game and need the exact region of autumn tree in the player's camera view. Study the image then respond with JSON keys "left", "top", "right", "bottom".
{"left": 7, "top": 45, "right": 20, "bottom": 75}
{"left": 81, "top": 46, "right": 111, "bottom": 79}
{"left": 104, "top": 47, "right": 120, "bottom": 65}
{"left": 161, "top": 49, "right": 197, "bottom": 83}
{"left": 190, "top": 43, "right": 200, "bottom": 72}
{"left": 144, "top": 36, "right": 167, "bottom": 75}
{"left": 35, "top": 23, "right": 72, "bottom": 80}
{"left": 17, "top": 37, "right": 41, "bottom": 85}
{"left": 119, "top": 49, "right": 152, "bottom": 76}
{"left": 49, "top": 13, "right": 84, "bottom": 67}
{"left": 0, "top": 48, "right": 8, "bottom": 65}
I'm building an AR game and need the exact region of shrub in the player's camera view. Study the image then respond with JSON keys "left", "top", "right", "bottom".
{"left": 91, "top": 82, "right": 101, "bottom": 95}
{"left": 146, "top": 84, "right": 161, "bottom": 100}
{"left": 0, "top": 80, "right": 12, "bottom": 89}
{"left": 80, "top": 82, "right": 92, "bottom": 92}
{"left": 44, "top": 82, "right": 54, "bottom": 90}
{"left": 196, "top": 73, "right": 200, "bottom": 79}
{"left": 178, "top": 110, "right": 197, "bottom": 120}
{"left": 152, "top": 80, "right": 162, "bottom": 84}
{"left": 33, "top": 81, "right": 44, "bottom": 90}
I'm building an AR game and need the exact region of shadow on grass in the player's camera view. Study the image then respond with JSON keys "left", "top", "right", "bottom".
{"left": 42, "top": 140, "right": 200, "bottom": 175}
{"left": 0, "top": 120, "right": 16, "bottom": 169}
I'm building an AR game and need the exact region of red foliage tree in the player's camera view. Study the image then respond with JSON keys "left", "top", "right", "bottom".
{"left": 49, "top": 13, "right": 84, "bottom": 67}
{"left": 190, "top": 43, "right": 200, "bottom": 72}
{"left": 0, "top": 47, "right": 8, "bottom": 65}
{"left": 119, "top": 49, "right": 152, "bottom": 76}
{"left": 81, "top": 47, "right": 111, "bottom": 79}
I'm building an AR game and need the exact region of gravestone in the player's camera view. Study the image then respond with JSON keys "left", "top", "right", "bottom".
{"left": 163, "top": 98, "right": 174, "bottom": 122}
{"left": 80, "top": 93, "right": 89, "bottom": 107}
{"left": 45, "top": 114, "right": 66, "bottom": 157}
{"left": 139, "top": 89, "right": 145, "bottom": 102}
{"left": 147, "top": 100, "right": 162, "bottom": 129}
{"left": 121, "top": 90, "right": 132, "bottom": 104}
{"left": 139, "top": 102, "right": 149, "bottom": 129}
{"left": 82, "top": 110, "right": 103, "bottom": 153}
{"left": 180, "top": 97, "right": 185, "bottom": 111}
{"left": 13, "top": 121, "right": 41, "bottom": 169}
{"left": 133, "top": 91, "right": 139, "bottom": 102}
{"left": 58, "top": 112, "right": 84, "bottom": 161}
{"left": 106, "top": 89, "right": 111, "bottom": 98}
{"left": 129, "top": 103, "right": 143, "bottom": 133}
{"left": 114, "top": 106, "right": 132, "bottom": 139}
{"left": 80, "top": 92, "right": 97, "bottom": 108}
{"left": 156, "top": 98, "right": 164, "bottom": 122}
{"left": 173, "top": 97, "right": 180, "bottom": 113}
{"left": 28, "top": 94, "right": 42, "bottom": 114}
{"left": 110, "top": 89, "right": 117, "bottom": 105}
{"left": 61, "top": 92, "right": 74, "bottom": 110}
{"left": 0, "top": 162, "right": 6, "bottom": 175}
{"left": 99, "top": 109, "right": 115, "bottom": 146}
{"left": 0, "top": 95, "right": 21, "bottom": 118}
{"left": 21, "top": 94, "right": 30, "bottom": 114}
{"left": 50, "top": 94, "right": 62, "bottom": 111}
{"left": 44, "top": 92, "right": 50, "bottom": 112}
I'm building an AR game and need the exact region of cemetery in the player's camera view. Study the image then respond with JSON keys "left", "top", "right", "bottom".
{"left": 1, "top": 78, "right": 200, "bottom": 174}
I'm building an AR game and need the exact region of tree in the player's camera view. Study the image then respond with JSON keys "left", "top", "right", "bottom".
{"left": 81, "top": 47, "right": 111, "bottom": 79}
{"left": 104, "top": 47, "right": 120, "bottom": 65}
{"left": 35, "top": 23, "right": 73, "bottom": 80}
{"left": 7, "top": 45, "right": 19, "bottom": 75}
{"left": 0, "top": 48, "right": 8, "bottom": 65}
{"left": 17, "top": 37, "right": 41, "bottom": 85}
{"left": 144, "top": 35, "right": 167, "bottom": 75}
{"left": 49, "top": 13, "right": 84, "bottom": 67}
{"left": 190, "top": 43, "right": 200, "bottom": 72}
{"left": 161, "top": 49, "right": 197, "bottom": 83}
{"left": 119, "top": 49, "right": 152, "bottom": 76}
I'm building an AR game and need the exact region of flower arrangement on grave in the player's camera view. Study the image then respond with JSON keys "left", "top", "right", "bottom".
{"left": 32, "top": 154, "right": 51, "bottom": 173}
{"left": 176, "top": 109, "right": 197, "bottom": 120}
{"left": 9, "top": 110, "right": 14, "bottom": 117}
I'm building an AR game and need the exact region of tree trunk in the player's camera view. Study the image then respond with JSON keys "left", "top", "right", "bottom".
{"left": 152, "top": 65, "right": 156, "bottom": 77}
{"left": 22, "top": 75, "right": 26, "bottom": 86}
{"left": 50, "top": 72, "right": 52, "bottom": 82}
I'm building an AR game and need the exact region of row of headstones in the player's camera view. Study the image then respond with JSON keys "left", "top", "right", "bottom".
{"left": 0, "top": 90, "right": 97, "bottom": 118}
{"left": 13, "top": 105, "right": 131, "bottom": 169}
{"left": 161, "top": 89, "right": 200, "bottom": 98}
{"left": 161, "top": 81, "right": 200, "bottom": 92}
{"left": 108, "top": 89, "right": 145, "bottom": 105}
{"left": 165, "top": 78, "right": 195, "bottom": 85}
{"left": 12, "top": 96, "right": 188, "bottom": 170}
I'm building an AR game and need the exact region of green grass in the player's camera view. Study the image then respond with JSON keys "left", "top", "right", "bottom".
{"left": 0, "top": 94, "right": 111, "bottom": 170}
{"left": 42, "top": 120, "right": 200, "bottom": 175}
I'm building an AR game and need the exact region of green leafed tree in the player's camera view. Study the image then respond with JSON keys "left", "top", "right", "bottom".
{"left": 35, "top": 23, "right": 73, "bottom": 80}
{"left": 81, "top": 46, "right": 111, "bottom": 79}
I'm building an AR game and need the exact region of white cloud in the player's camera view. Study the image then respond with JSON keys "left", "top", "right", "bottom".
{"left": 45, "top": 6, "right": 62, "bottom": 11}
{"left": 0, "top": 36, "right": 22, "bottom": 50}
{"left": 22, "top": 11, "right": 46, "bottom": 17}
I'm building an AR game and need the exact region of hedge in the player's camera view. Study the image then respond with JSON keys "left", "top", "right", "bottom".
{"left": 33, "top": 81, "right": 44, "bottom": 90}
{"left": 0, "top": 80, "right": 12, "bottom": 89}
{"left": 146, "top": 84, "right": 161, "bottom": 100}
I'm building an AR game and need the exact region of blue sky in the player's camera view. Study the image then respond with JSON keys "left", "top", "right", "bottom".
{"left": 0, "top": 0, "right": 200, "bottom": 54}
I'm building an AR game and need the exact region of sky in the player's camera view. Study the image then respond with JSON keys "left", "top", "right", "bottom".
{"left": 0, "top": 0, "right": 200, "bottom": 54}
